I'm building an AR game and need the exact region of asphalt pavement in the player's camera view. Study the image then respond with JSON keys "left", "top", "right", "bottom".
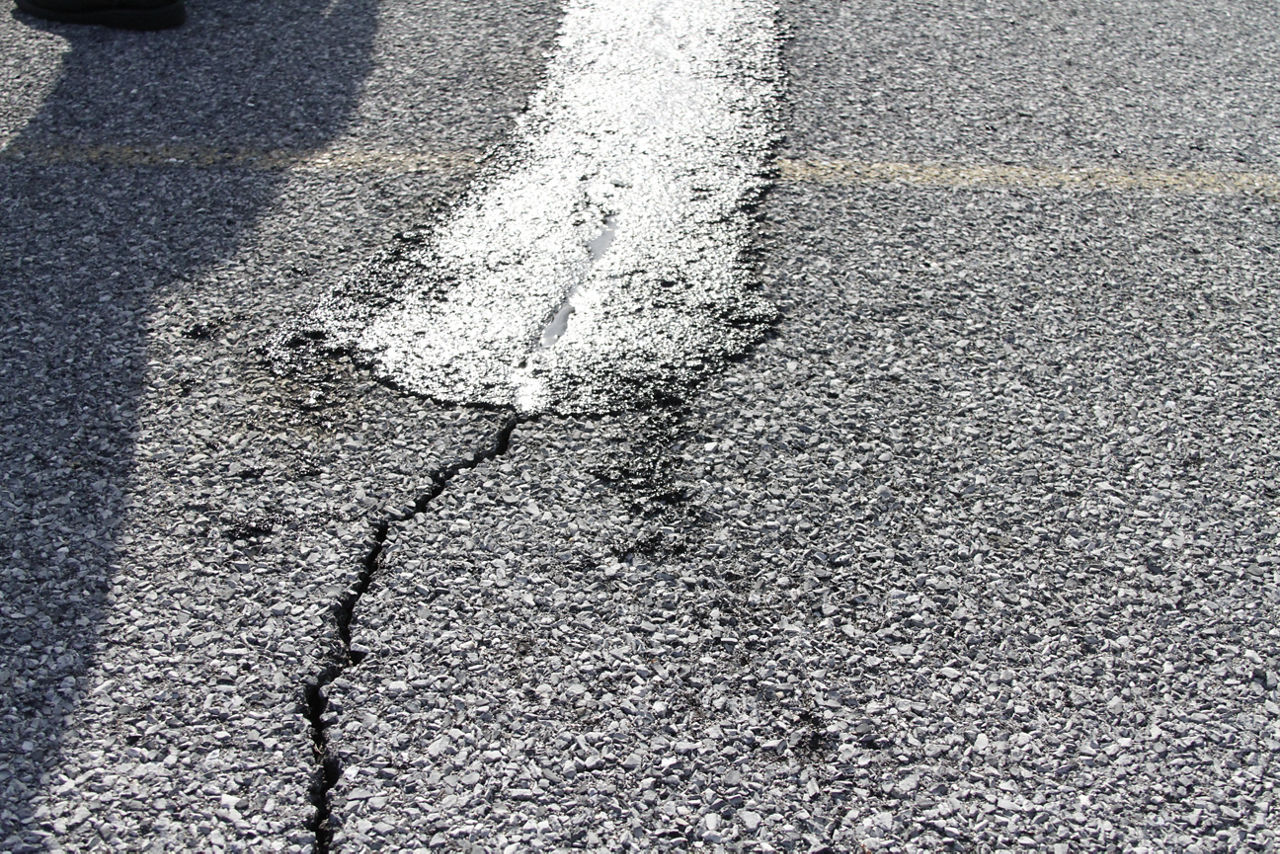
{"left": 2, "top": 0, "right": 1278, "bottom": 851}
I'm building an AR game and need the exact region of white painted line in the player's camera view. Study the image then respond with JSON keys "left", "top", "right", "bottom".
{"left": 331, "top": 0, "right": 782, "bottom": 414}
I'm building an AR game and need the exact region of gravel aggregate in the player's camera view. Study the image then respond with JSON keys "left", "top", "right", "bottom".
{"left": 321, "top": 180, "right": 1280, "bottom": 851}
{"left": 785, "top": 0, "right": 1280, "bottom": 169}
{"left": 319, "top": 1, "right": 1280, "bottom": 848}
{"left": 1, "top": 2, "right": 557, "bottom": 850}
{"left": 2, "top": 0, "right": 1279, "bottom": 850}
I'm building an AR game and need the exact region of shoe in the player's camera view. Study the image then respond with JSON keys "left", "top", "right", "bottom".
{"left": 15, "top": 0, "right": 185, "bottom": 29}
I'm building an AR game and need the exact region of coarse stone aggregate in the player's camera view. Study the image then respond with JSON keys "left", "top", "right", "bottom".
{"left": 2, "top": 0, "right": 1279, "bottom": 850}
{"left": 321, "top": 178, "right": 1280, "bottom": 850}
{"left": 785, "top": 0, "right": 1280, "bottom": 169}
{"left": 309, "top": 2, "right": 1280, "bottom": 848}
{"left": 1, "top": 1, "right": 559, "bottom": 850}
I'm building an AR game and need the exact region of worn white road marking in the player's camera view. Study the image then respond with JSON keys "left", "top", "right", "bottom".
{"left": 316, "top": 0, "right": 782, "bottom": 414}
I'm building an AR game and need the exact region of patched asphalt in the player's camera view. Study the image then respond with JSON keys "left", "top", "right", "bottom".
{"left": 2, "top": 0, "right": 1279, "bottom": 851}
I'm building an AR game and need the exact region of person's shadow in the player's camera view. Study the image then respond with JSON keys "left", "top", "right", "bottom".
{"left": 0, "top": 2, "right": 377, "bottom": 845}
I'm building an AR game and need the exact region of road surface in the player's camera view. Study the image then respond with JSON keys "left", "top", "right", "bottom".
{"left": 2, "top": 0, "right": 1278, "bottom": 850}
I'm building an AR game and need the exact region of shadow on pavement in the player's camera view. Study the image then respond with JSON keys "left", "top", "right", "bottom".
{"left": 0, "top": 1, "right": 378, "bottom": 844}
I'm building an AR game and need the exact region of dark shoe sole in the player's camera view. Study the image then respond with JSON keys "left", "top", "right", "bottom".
{"left": 15, "top": 0, "right": 184, "bottom": 29}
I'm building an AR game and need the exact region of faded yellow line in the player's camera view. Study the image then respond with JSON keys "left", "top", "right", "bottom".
{"left": 776, "top": 157, "right": 1280, "bottom": 197}
{"left": 3, "top": 143, "right": 1279, "bottom": 197}
{"left": 0, "top": 143, "right": 483, "bottom": 174}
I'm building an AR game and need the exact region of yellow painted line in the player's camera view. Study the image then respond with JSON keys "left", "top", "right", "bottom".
{"left": 776, "top": 157, "right": 1280, "bottom": 197}
{"left": 0, "top": 143, "right": 484, "bottom": 174}
{"left": 3, "top": 143, "right": 1278, "bottom": 197}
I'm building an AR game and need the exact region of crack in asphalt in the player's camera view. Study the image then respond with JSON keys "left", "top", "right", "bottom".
{"left": 302, "top": 415, "right": 518, "bottom": 853}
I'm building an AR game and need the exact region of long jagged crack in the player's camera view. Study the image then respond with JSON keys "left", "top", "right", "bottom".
{"left": 302, "top": 414, "right": 518, "bottom": 853}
